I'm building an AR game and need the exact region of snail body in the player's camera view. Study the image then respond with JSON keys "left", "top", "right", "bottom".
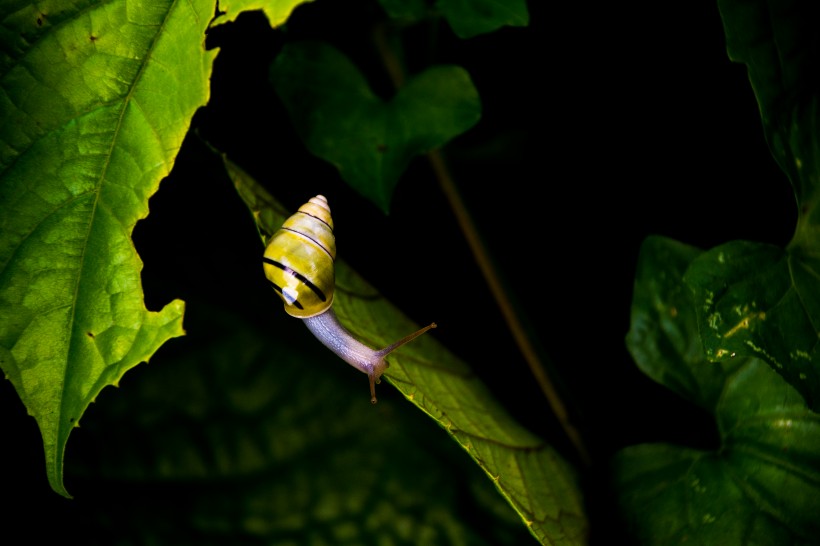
{"left": 263, "top": 195, "right": 436, "bottom": 403}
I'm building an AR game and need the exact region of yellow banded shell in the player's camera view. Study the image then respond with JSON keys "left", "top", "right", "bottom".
{"left": 262, "top": 195, "right": 336, "bottom": 318}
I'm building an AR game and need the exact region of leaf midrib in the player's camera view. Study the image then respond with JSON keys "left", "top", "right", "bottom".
{"left": 56, "top": 0, "right": 180, "bottom": 447}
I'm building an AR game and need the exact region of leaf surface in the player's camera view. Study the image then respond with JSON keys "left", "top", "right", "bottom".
{"left": 224, "top": 156, "right": 588, "bottom": 545}
{"left": 212, "top": 0, "right": 313, "bottom": 27}
{"left": 618, "top": 235, "right": 820, "bottom": 544}
{"left": 684, "top": 241, "right": 820, "bottom": 408}
{"left": 677, "top": 0, "right": 820, "bottom": 409}
{"left": 436, "top": 0, "right": 529, "bottom": 39}
{"left": 377, "top": 0, "right": 429, "bottom": 23}
{"left": 0, "top": 0, "right": 216, "bottom": 496}
{"left": 269, "top": 40, "right": 481, "bottom": 212}
{"left": 68, "top": 305, "right": 537, "bottom": 544}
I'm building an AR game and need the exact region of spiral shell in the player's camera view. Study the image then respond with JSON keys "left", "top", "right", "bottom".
{"left": 262, "top": 195, "right": 336, "bottom": 318}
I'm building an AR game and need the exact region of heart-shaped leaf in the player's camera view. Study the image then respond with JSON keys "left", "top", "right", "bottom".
{"left": 618, "top": 235, "right": 820, "bottom": 544}
{"left": 269, "top": 40, "right": 481, "bottom": 212}
{"left": 436, "top": 0, "right": 530, "bottom": 39}
{"left": 0, "top": 0, "right": 223, "bottom": 496}
{"left": 223, "top": 155, "right": 588, "bottom": 544}
{"left": 377, "top": 0, "right": 430, "bottom": 23}
{"left": 376, "top": 0, "right": 529, "bottom": 37}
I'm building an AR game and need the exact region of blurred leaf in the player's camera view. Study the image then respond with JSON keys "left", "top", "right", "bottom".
{"left": 223, "top": 155, "right": 588, "bottom": 544}
{"left": 437, "top": 0, "right": 529, "bottom": 39}
{"left": 378, "top": 0, "right": 430, "bottom": 23}
{"left": 0, "top": 0, "right": 217, "bottom": 496}
{"left": 617, "top": 236, "right": 820, "bottom": 544}
{"left": 269, "top": 40, "right": 481, "bottom": 213}
{"left": 211, "top": 0, "right": 313, "bottom": 27}
{"left": 70, "top": 305, "right": 536, "bottom": 545}
{"left": 673, "top": 1, "right": 820, "bottom": 409}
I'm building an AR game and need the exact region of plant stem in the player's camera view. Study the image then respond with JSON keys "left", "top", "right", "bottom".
{"left": 372, "top": 22, "right": 590, "bottom": 466}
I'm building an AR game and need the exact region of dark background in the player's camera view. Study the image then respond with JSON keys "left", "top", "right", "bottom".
{"left": 1, "top": 0, "right": 796, "bottom": 542}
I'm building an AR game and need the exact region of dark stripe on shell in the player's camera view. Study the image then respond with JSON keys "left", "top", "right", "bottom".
{"left": 263, "top": 257, "right": 327, "bottom": 302}
{"left": 281, "top": 226, "right": 334, "bottom": 260}
{"left": 298, "top": 210, "right": 333, "bottom": 232}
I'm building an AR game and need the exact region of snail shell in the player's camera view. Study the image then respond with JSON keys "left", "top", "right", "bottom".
{"left": 263, "top": 195, "right": 336, "bottom": 318}
{"left": 262, "top": 195, "right": 436, "bottom": 403}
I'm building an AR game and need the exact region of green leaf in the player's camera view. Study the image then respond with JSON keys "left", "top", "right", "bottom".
{"left": 676, "top": 2, "right": 820, "bottom": 409}
{"left": 618, "top": 236, "right": 820, "bottom": 544}
{"left": 626, "top": 236, "right": 742, "bottom": 411}
{"left": 436, "top": 0, "right": 529, "bottom": 39}
{"left": 211, "top": 0, "right": 314, "bottom": 27}
{"left": 0, "top": 0, "right": 216, "bottom": 496}
{"left": 223, "top": 155, "right": 588, "bottom": 545}
{"left": 69, "top": 305, "right": 536, "bottom": 544}
{"left": 684, "top": 241, "right": 820, "bottom": 409}
{"left": 718, "top": 0, "right": 820, "bottom": 244}
{"left": 377, "top": 0, "right": 430, "bottom": 23}
{"left": 269, "top": 40, "right": 481, "bottom": 213}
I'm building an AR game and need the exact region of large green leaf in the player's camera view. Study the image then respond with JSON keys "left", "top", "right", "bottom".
{"left": 67, "top": 305, "right": 536, "bottom": 544}
{"left": 224, "top": 156, "right": 588, "bottom": 545}
{"left": 269, "top": 40, "right": 481, "bottom": 213}
{"left": 680, "top": 1, "right": 820, "bottom": 409}
{"left": 618, "top": 236, "right": 820, "bottom": 544}
{"left": 0, "top": 0, "right": 218, "bottom": 496}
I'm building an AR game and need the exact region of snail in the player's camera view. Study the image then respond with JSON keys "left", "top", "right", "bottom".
{"left": 262, "top": 195, "right": 436, "bottom": 403}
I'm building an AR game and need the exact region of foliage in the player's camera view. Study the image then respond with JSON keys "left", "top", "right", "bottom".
{"left": 2, "top": 0, "right": 819, "bottom": 544}
{"left": 619, "top": 236, "right": 820, "bottom": 544}
{"left": 612, "top": 0, "right": 820, "bottom": 543}
{"left": 269, "top": 40, "right": 481, "bottom": 212}
{"left": 0, "top": 0, "right": 210, "bottom": 498}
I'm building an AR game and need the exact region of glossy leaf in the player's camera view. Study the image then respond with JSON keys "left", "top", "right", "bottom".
{"left": 684, "top": 241, "right": 820, "bottom": 408}
{"left": 0, "top": 0, "right": 217, "bottom": 496}
{"left": 269, "top": 40, "right": 481, "bottom": 213}
{"left": 437, "top": 0, "right": 530, "bottom": 39}
{"left": 68, "top": 306, "right": 536, "bottom": 544}
{"left": 677, "top": 1, "right": 820, "bottom": 409}
{"left": 618, "top": 235, "right": 820, "bottom": 544}
{"left": 224, "top": 156, "right": 588, "bottom": 544}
